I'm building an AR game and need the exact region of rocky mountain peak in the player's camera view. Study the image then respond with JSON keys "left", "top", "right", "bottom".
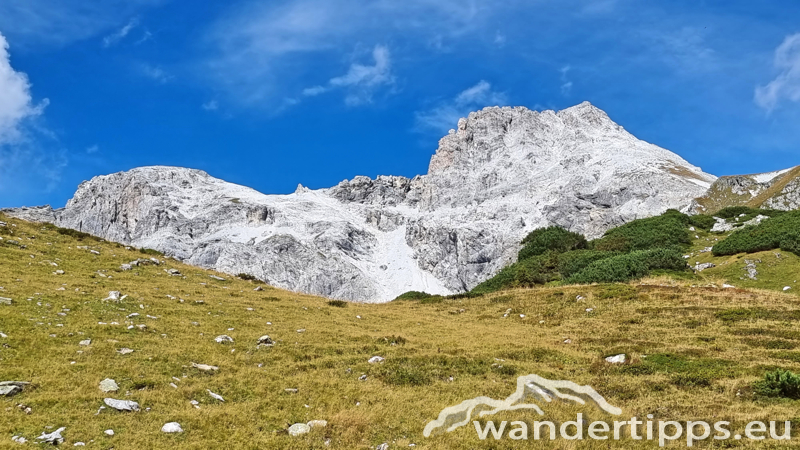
{"left": 4, "top": 103, "right": 721, "bottom": 302}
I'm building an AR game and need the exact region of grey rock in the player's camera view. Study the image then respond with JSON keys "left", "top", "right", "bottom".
{"left": 376, "top": 444, "right": 389, "bottom": 450}
{"left": 307, "top": 420, "right": 327, "bottom": 428}
{"left": 117, "top": 348, "right": 134, "bottom": 355}
{"left": 35, "top": 427, "right": 66, "bottom": 444}
{"left": 161, "top": 422, "right": 183, "bottom": 433}
{"left": 0, "top": 382, "right": 25, "bottom": 396}
{"left": 120, "top": 264, "right": 132, "bottom": 271}
{"left": 209, "top": 275, "right": 226, "bottom": 281}
{"left": 257, "top": 335, "right": 274, "bottom": 346}
{"left": 288, "top": 423, "right": 311, "bottom": 437}
{"left": 9, "top": 103, "right": 716, "bottom": 301}
{"left": 103, "top": 398, "right": 140, "bottom": 412}
{"left": 368, "top": 356, "right": 385, "bottom": 364}
{"left": 214, "top": 335, "right": 234, "bottom": 344}
{"left": 0, "top": 297, "right": 12, "bottom": 305}
{"left": 79, "top": 339, "right": 91, "bottom": 346}
{"left": 605, "top": 354, "right": 626, "bottom": 364}
{"left": 206, "top": 389, "right": 224, "bottom": 402}
{"left": 693, "top": 262, "right": 715, "bottom": 272}
{"left": 99, "top": 378, "right": 119, "bottom": 393}
{"left": 192, "top": 362, "right": 218, "bottom": 372}
{"left": 744, "top": 259, "right": 760, "bottom": 280}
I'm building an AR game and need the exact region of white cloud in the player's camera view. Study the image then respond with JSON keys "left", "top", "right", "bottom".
{"left": 755, "top": 33, "right": 800, "bottom": 112}
{"left": 139, "top": 63, "right": 172, "bottom": 83}
{"left": 0, "top": 32, "right": 64, "bottom": 197}
{"left": 102, "top": 17, "right": 139, "bottom": 47}
{"left": 202, "top": 100, "right": 219, "bottom": 111}
{"left": 297, "top": 45, "right": 394, "bottom": 105}
{"left": 0, "top": 0, "right": 162, "bottom": 48}
{"left": 302, "top": 85, "right": 328, "bottom": 97}
{"left": 415, "top": 80, "right": 507, "bottom": 133}
{"left": 86, "top": 144, "right": 99, "bottom": 154}
{"left": 494, "top": 31, "right": 506, "bottom": 47}
{"left": 560, "top": 65, "right": 573, "bottom": 96}
{"left": 0, "top": 32, "right": 47, "bottom": 145}
{"left": 204, "top": 0, "right": 493, "bottom": 105}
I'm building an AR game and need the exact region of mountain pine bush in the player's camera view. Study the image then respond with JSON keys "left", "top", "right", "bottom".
{"left": 592, "top": 210, "right": 691, "bottom": 252}
{"left": 517, "top": 226, "right": 587, "bottom": 261}
{"left": 557, "top": 250, "right": 619, "bottom": 278}
{"left": 712, "top": 210, "right": 800, "bottom": 256}
{"left": 754, "top": 369, "right": 800, "bottom": 399}
{"left": 566, "top": 248, "right": 688, "bottom": 284}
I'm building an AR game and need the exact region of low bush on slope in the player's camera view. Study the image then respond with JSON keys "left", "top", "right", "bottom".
{"left": 712, "top": 210, "right": 800, "bottom": 256}
{"left": 565, "top": 248, "right": 688, "bottom": 284}
{"left": 517, "top": 226, "right": 587, "bottom": 261}
{"left": 591, "top": 209, "right": 691, "bottom": 252}
{"left": 472, "top": 210, "right": 693, "bottom": 293}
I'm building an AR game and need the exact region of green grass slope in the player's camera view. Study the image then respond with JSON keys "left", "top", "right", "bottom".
{"left": 2, "top": 214, "right": 800, "bottom": 448}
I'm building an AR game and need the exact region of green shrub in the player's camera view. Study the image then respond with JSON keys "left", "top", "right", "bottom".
{"left": 566, "top": 248, "right": 688, "bottom": 284}
{"left": 139, "top": 248, "right": 164, "bottom": 256}
{"left": 688, "top": 214, "right": 716, "bottom": 231}
{"left": 715, "top": 206, "right": 761, "bottom": 219}
{"left": 394, "top": 291, "right": 435, "bottom": 301}
{"left": 327, "top": 300, "right": 348, "bottom": 308}
{"left": 754, "top": 369, "right": 800, "bottom": 399}
{"left": 518, "top": 226, "right": 587, "bottom": 261}
{"left": 557, "top": 250, "right": 618, "bottom": 278}
{"left": 471, "top": 251, "right": 561, "bottom": 294}
{"left": 237, "top": 273, "right": 259, "bottom": 281}
{"left": 592, "top": 210, "right": 691, "bottom": 253}
{"left": 56, "top": 227, "right": 96, "bottom": 241}
{"left": 712, "top": 210, "right": 800, "bottom": 256}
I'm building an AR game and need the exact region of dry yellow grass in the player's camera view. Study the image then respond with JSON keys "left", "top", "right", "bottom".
{"left": 2, "top": 214, "right": 800, "bottom": 448}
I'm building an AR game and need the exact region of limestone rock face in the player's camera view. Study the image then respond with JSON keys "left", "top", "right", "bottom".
{"left": 689, "top": 166, "right": 800, "bottom": 213}
{"left": 4, "top": 102, "right": 717, "bottom": 302}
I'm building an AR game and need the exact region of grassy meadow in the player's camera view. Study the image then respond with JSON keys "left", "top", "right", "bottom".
{"left": 2, "top": 213, "right": 800, "bottom": 448}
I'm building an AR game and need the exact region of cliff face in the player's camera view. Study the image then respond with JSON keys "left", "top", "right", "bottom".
{"left": 3, "top": 102, "right": 718, "bottom": 301}
{"left": 689, "top": 166, "right": 800, "bottom": 214}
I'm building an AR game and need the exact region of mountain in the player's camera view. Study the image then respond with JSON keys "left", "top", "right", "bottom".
{"left": 3, "top": 102, "right": 717, "bottom": 301}
{"left": 689, "top": 165, "right": 800, "bottom": 213}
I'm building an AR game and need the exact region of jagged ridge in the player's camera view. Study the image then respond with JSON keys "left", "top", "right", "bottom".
{"left": 4, "top": 102, "right": 718, "bottom": 301}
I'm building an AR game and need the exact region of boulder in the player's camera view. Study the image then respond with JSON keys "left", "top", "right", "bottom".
{"left": 605, "top": 354, "right": 626, "bottom": 364}
{"left": 161, "top": 422, "right": 183, "bottom": 433}
{"left": 103, "top": 398, "right": 140, "bottom": 412}
{"left": 99, "top": 378, "right": 119, "bottom": 393}
{"left": 288, "top": 423, "right": 311, "bottom": 437}
{"left": 35, "top": 427, "right": 66, "bottom": 444}
{"left": 214, "top": 335, "right": 234, "bottom": 344}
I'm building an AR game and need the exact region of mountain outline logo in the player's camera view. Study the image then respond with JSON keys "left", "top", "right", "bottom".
{"left": 423, "top": 374, "right": 622, "bottom": 437}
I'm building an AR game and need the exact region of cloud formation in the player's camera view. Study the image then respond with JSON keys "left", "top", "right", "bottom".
{"left": 755, "top": 33, "right": 800, "bottom": 112}
{"left": 0, "top": 32, "right": 65, "bottom": 198}
{"left": 204, "top": 0, "right": 493, "bottom": 106}
{"left": 301, "top": 45, "right": 394, "bottom": 105}
{"left": 415, "top": 80, "right": 507, "bottom": 133}
{"left": 0, "top": 32, "right": 47, "bottom": 145}
{"left": 102, "top": 17, "right": 139, "bottom": 47}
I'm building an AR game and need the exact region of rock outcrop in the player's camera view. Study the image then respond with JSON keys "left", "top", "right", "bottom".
{"left": 689, "top": 166, "right": 800, "bottom": 213}
{"left": 2, "top": 102, "right": 717, "bottom": 301}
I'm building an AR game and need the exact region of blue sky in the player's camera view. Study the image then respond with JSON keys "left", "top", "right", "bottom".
{"left": 1, "top": 0, "right": 800, "bottom": 207}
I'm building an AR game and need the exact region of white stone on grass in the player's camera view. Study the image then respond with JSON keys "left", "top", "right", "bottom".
{"left": 214, "top": 335, "right": 234, "bottom": 344}
{"left": 35, "top": 427, "right": 66, "bottom": 444}
{"left": 103, "top": 398, "right": 140, "bottom": 412}
{"left": 99, "top": 378, "right": 119, "bottom": 393}
{"left": 288, "top": 423, "right": 311, "bottom": 436}
{"left": 368, "top": 356, "right": 385, "bottom": 364}
{"left": 161, "top": 422, "right": 183, "bottom": 433}
{"left": 207, "top": 389, "right": 224, "bottom": 402}
{"left": 605, "top": 354, "right": 626, "bottom": 364}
